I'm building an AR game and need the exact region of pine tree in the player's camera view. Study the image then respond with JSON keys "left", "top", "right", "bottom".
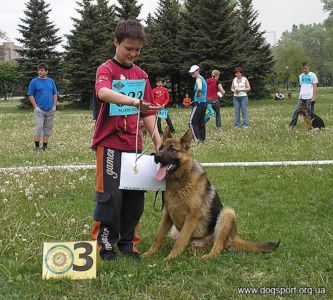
{"left": 115, "top": 0, "right": 143, "bottom": 21}
{"left": 177, "top": 0, "right": 242, "bottom": 95}
{"left": 139, "top": 0, "right": 182, "bottom": 104}
{"left": 63, "top": 0, "right": 116, "bottom": 108}
{"left": 16, "top": 0, "right": 61, "bottom": 107}
{"left": 237, "top": 0, "right": 274, "bottom": 98}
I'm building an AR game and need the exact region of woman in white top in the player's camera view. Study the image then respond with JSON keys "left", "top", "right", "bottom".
{"left": 231, "top": 67, "right": 251, "bottom": 128}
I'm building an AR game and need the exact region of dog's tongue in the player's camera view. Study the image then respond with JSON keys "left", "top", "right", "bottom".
{"left": 155, "top": 165, "right": 168, "bottom": 181}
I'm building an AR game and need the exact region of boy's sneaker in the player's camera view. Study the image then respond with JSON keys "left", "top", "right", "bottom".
{"left": 100, "top": 249, "right": 117, "bottom": 261}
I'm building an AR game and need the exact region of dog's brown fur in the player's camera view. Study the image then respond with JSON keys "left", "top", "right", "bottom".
{"left": 300, "top": 103, "right": 313, "bottom": 130}
{"left": 142, "top": 128, "right": 279, "bottom": 260}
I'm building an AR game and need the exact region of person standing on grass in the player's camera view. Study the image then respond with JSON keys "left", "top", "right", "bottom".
{"left": 152, "top": 77, "right": 176, "bottom": 135}
{"left": 288, "top": 62, "right": 318, "bottom": 129}
{"left": 231, "top": 66, "right": 251, "bottom": 128}
{"left": 91, "top": 19, "right": 161, "bottom": 261}
{"left": 28, "top": 63, "right": 58, "bottom": 150}
{"left": 206, "top": 69, "right": 225, "bottom": 130}
{"left": 188, "top": 64, "right": 207, "bottom": 143}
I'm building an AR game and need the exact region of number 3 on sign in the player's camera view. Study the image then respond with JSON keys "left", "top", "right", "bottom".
{"left": 43, "top": 241, "right": 98, "bottom": 280}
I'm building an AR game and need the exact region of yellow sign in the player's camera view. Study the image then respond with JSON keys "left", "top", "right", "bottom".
{"left": 42, "top": 241, "right": 98, "bottom": 280}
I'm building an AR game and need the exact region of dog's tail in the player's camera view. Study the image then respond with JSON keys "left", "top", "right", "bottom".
{"left": 231, "top": 236, "right": 279, "bottom": 252}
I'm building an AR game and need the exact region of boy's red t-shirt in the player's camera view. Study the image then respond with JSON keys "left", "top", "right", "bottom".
{"left": 152, "top": 86, "right": 170, "bottom": 107}
{"left": 91, "top": 58, "right": 156, "bottom": 151}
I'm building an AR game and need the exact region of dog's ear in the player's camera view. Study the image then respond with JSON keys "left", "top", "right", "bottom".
{"left": 163, "top": 126, "right": 172, "bottom": 140}
{"left": 180, "top": 129, "right": 192, "bottom": 150}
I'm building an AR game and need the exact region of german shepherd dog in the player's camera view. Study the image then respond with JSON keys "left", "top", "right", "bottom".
{"left": 142, "top": 128, "right": 279, "bottom": 260}
{"left": 300, "top": 103, "right": 325, "bottom": 130}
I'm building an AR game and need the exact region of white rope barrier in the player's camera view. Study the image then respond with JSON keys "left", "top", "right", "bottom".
{"left": 1, "top": 160, "right": 333, "bottom": 173}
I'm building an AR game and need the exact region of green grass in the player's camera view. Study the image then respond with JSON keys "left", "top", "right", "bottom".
{"left": 0, "top": 88, "right": 333, "bottom": 299}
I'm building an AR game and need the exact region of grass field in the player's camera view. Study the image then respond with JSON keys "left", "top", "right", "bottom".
{"left": 0, "top": 88, "right": 333, "bottom": 299}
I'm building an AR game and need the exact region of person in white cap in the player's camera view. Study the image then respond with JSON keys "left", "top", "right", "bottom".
{"left": 188, "top": 65, "right": 207, "bottom": 143}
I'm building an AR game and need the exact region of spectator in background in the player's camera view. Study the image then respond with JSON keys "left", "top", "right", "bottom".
{"left": 289, "top": 62, "right": 318, "bottom": 129}
{"left": 206, "top": 69, "right": 225, "bottom": 129}
{"left": 231, "top": 66, "right": 251, "bottom": 128}
{"left": 28, "top": 63, "right": 58, "bottom": 150}
{"left": 153, "top": 77, "right": 175, "bottom": 134}
{"left": 183, "top": 93, "right": 192, "bottom": 108}
{"left": 188, "top": 64, "right": 207, "bottom": 143}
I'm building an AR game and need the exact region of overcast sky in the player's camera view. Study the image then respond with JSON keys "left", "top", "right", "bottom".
{"left": 0, "top": 0, "right": 328, "bottom": 48}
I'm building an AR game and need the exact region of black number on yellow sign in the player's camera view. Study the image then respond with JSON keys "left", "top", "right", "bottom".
{"left": 72, "top": 242, "right": 94, "bottom": 272}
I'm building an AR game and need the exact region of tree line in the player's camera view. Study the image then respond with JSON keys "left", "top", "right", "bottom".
{"left": 1, "top": 0, "right": 332, "bottom": 106}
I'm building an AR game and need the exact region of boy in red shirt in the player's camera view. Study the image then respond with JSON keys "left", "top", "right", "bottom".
{"left": 152, "top": 77, "right": 175, "bottom": 134}
{"left": 91, "top": 20, "right": 161, "bottom": 261}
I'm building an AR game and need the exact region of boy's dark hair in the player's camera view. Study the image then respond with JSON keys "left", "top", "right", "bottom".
{"left": 155, "top": 77, "right": 163, "bottom": 83}
{"left": 114, "top": 19, "right": 145, "bottom": 43}
{"left": 301, "top": 62, "right": 308, "bottom": 67}
{"left": 37, "top": 63, "right": 48, "bottom": 71}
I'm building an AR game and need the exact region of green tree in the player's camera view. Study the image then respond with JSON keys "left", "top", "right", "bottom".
{"left": 273, "top": 41, "right": 310, "bottom": 89}
{"left": 139, "top": 0, "right": 182, "bottom": 104}
{"left": 0, "top": 61, "right": 22, "bottom": 100}
{"left": 16, "top": 0, "right": 61, "bottom": 91}
{"left": 63, "top": 0, "right": 116, "bottom": 108}
{"left": 322, "top": 0, "right": 333, "bottom": 12}
{"left": 237, "top": 0, "right": 274, "bottom": 98}
{"left": 322, "top": 0, "right": 333, "bottom": 81}
{"left": 274, "top": 23, "right": 332, "bottom": 83}
{"left": 115, "top": 0, "right": 143, "bottom": 20}
{"left": 176, "top": 0, "right": 241, "bottom": 97}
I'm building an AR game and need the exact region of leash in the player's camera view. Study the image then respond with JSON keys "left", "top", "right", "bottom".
{"left": 133, "top": 90, "right": 159, "bottom": 172}
{"left": 153, "top": 191, "right": 164, "bottom": 212}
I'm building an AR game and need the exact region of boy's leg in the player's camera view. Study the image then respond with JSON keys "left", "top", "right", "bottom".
{"left": 310, "top": 101, "right": 315, "bottom": 114}
{"left": 34, "top": 107, "right": 44, "bottom": 148}
{"left": 42, "top": 109, "right": 55, "bottom": 149}
{"left": 289, "top": 99, "right": 303, "bottom": 128}
{"left": 166, "top": 115, "right": 175, "bottom": 133}
{"left": 117, "top": 189, "right": 144, "bottom": 257}
{"left": 92, "top": 146, "right": 123, "bottom": 260}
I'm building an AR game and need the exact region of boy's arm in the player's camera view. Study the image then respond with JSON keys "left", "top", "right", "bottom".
{"left": 98, "top": 87, "right": 156, "bottom": 112}
{"left": 143, "top": 115, "right": 162, "bottom": 152}
{"left": 29, "top": 96, "right": 37, "bottom": 108}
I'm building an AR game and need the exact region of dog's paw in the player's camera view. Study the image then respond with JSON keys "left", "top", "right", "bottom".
{"left": 201, "top": 254, "right": 211, "bottom": 261}
{"left": 141, "top": 252, "right": 152, "bottom": 259}
{"left": 164, "top": 253, "right": 178, "bottom": 261}
{"left": 201, "top": 253, "right": 218, "bottom": 260}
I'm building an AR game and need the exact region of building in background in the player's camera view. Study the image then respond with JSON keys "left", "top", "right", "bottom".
{"left": 0, "top": 41, "right": 22, "bottom": 61}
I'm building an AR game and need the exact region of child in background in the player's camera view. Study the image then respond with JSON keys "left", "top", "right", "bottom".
{"left": 183, "top": 93, "right": 192, "bottom": 108}
{"left": 152, "top": 77, "right": 176, "bottom": 134}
